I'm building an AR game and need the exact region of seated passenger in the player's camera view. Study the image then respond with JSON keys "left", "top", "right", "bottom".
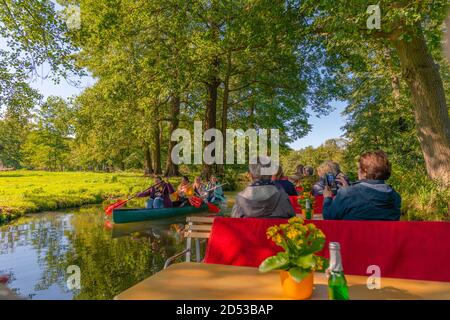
{"left": 323, "top": 151, "right": 401, "bottom": 221}
{"left": 231, "top": 157, "right": 295, "bottom": 219}
{"left": 303, "top": 166, "right": 314, "bottom": 177}
{"left": 312, "top": 161, "right": 349, "bottom": 196}
{"left": 193, "top": 176, "right": 207, "bottom": 198}
{"left": 137, "top": 176, "right": 175, "bottom": 209}
{"left": 295, "top": 164, "right": 304, "bottom": 179}
{"left": 272, "top": 165, "right": 298, "bottom": 196}
{"left": 206, "top": 175, "right": 226, "bottom": 203}
{"left": 172, "top": 176, "right": 194, "bottom": 207}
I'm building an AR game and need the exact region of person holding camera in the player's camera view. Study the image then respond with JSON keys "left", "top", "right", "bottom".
{"left": 312, "top": 161, "right": 349, "bottom": 196}
{"left": 322, "top": 151, "right": 401, "bottom": 221}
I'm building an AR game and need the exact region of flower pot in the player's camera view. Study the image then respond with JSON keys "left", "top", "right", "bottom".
{"left": 280, "top": 270, "right": 314, "bottom": 300}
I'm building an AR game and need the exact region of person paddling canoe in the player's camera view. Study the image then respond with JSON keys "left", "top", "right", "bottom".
{"left": 137, "top": 176, "right": 175, "bottom": 209}
{"left": 172, "top": 176, "right": 194, "bottom": 207}
{"left": 206, "top": 175, "right": 226, "bottom": 203}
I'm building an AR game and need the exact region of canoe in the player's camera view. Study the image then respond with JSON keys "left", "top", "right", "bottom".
{"left": 112, "top": 203, "right": 210, "bottom": 224}
{"left": 108, "top": 216, "right": 186, "bottom": 238}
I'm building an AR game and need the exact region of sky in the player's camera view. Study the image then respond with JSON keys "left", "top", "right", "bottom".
{"left": 288, "top": 101, "right": 347, "bottom": 150}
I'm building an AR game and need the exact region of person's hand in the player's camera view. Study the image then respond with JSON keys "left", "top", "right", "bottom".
{"left": 335, "top": 173, "right": 349, "bottom": 188}
{"left": 323, "top": 186, "right": 333, "bottom": 198}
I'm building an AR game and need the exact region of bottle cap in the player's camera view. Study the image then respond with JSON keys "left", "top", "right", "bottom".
{"left": 329, "top": 242, "right": 340, "bottom": 250}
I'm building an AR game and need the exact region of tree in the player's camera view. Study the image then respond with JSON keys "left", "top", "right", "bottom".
{"left": 21, "top": 96, "right": 73, "bottom": 170}
{"left": 0, "top": 58, "right": 41, "bottom": 167}
{"left": 298, "top": 0, "right": 450, "bottom": 185}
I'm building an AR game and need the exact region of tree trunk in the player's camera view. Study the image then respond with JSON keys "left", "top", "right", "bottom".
{"left": 217, "top": 52, "right": 232, "bottom": 177}
{"left": 202, "top": 58, "right": 220, "bottom": 178}
{"left": 393, "top": 31, "right": 450, "bottom": 186}
{"left": 153, "top": 122, "right": 162, "bottom": 174}
{"left": 164, "top": 96, "right": 181, "bottom": 177}
{"left": 144, "top": 142, "right": 154, "bottom": 176}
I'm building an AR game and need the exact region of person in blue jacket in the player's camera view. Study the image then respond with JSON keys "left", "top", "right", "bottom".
{"left": 272, "top": 165, "right": 298, "bottom": 196}
{"left": 323, "top": 151, "right": 401, "bottom": 221}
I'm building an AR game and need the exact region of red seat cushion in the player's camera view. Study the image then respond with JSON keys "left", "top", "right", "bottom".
{"left": 313, "top": 195, "right": 324, "bottom": 214}
{"left": 288, "top": 196, "right": 302, "bottom": 214}
{"left": 204, "top": 217, "right": 450, "bottom": 282}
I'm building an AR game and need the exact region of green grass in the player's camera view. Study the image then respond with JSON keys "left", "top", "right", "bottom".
{"left": 0, "top": 170, "right": 179, "bottom": 224}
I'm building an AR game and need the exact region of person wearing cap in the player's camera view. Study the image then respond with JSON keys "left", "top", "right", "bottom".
{"left": 231, "top": 157, "right": 295, "bottom": 219}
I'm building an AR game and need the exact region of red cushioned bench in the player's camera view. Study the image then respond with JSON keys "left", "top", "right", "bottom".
{"left": 204, "top": 217, "right": 450, "bottom": 282}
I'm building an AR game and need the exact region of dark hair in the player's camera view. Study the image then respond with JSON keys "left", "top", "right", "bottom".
{"left": 154, "top": 176, "right": 162, "bottom": 181}
{"left": 182, "top": 175, "right": 189, "bottom": 182}
{"left": 359, "top": 151, "right": 391, "bottom": 180}
{"left": 303, "top": 166, "right": 314, "bottom": 176}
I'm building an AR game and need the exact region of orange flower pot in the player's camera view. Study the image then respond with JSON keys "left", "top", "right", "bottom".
{"left": 280, "top": 270, "right": 314, "bottom": 300}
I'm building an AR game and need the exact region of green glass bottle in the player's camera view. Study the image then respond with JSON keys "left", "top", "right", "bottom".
{"left": 305, "top": 198, "right": 312, "bottom": 220}
{"left": 327, "top": 242, "right": 349, "bottom": 300}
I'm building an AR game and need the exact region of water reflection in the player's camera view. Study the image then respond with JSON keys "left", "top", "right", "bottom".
{"left": 0, "top": 206, "right": 186, "bottom": 299}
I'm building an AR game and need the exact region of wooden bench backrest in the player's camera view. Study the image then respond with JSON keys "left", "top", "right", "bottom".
{"left": 184, "top": 216, "right": 214, "bottom": 239}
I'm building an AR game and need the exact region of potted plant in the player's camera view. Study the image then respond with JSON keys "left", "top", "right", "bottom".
{"left": 259, "top": 217, "right": 328, "bottom": 299}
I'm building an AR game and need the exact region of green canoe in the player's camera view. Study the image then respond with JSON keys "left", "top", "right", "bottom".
{"left": 112, "top": 203, "right": 210, "bottom": 224}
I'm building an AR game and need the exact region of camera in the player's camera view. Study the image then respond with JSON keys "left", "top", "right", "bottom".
{"left": 325, "top": 172, "right": 336, "bottom": 188}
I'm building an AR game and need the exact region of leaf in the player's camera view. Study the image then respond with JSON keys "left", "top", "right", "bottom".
{"left": 293, "top": 254, "right": 315, "bottom": 269}
{"left": 258, "top": 252, "right": 289, "bottom": 273}
{"left": 289, "top": 267, "right": 310, "bottom": 283}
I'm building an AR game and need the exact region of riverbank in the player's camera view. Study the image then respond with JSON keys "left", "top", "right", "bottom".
{"left": 0, "top": 170, "right": 156, "bottom": 224}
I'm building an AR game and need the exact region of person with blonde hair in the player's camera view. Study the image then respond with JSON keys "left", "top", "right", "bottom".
{"left": 312, "top": 160, "right": 349, "bottom": 196}
{"left": 192, "top": 176, "right": 207, "bottom": 198}
{"left": 323, "top": 151, "right": 401, "bottom": 220}
{"left": 172, "top": 176, "right": 194, "bottom": 207}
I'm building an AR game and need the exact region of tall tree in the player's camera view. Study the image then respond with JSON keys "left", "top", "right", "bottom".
{"left": 298, "top": 0, "right": 450, "bottom": 185}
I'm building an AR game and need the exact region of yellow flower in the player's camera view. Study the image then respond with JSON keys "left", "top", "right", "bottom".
{"left": 316, "top": 230, "right": 325, "bottom": 239}
{"left": 274, "top": 234, "right": 283, "bottom": 245}
{"left": 266, "top": 226, "right": 280, "bottom": 238}
{"left": 288, "top": 216, "right": 303, "bottom": 224}
{"left": 286, "top": 229, "right": 299, "bottom": 240}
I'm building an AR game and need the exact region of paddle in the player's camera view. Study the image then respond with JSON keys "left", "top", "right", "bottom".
{"left": 188, "top": 196, "right": 221, "bottom": 213}
{"left": 188, "top": 183, "right": 228, "bottom": 213}
{"left": 104, "top": 181, "right": 163, "bottom": 216}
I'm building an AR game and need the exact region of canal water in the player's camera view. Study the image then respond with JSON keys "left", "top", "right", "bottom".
{"left": 0, "top": 202, "right": 228, "bottom": 300}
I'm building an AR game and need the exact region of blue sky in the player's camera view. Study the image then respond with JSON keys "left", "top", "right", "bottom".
{"left": 289, "top": 101, "right": 347, "bottom": 150}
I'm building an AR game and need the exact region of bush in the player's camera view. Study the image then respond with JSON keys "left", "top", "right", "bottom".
{"left": 388, "top": 165, "right": 450, "bottom": 221}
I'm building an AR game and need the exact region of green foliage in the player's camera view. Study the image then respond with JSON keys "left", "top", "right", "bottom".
{"left": 389, "top": 165, "right": 450, "bottom": 221}
{"left": 21, "top": 96, "right": 74, "bottom": 170}
{"left": 0, "top": 170, "right": 152, "bottom": 224}
{"left": 281, "top": 139, "right": 348, "bottom": 175}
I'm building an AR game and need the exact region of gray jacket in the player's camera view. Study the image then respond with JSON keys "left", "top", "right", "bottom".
{"left": 231, "top": 181, "right": 295, "bottom": 218}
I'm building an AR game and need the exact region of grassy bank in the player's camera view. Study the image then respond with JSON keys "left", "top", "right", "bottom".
{"left": 0, "top": 170, "right": 160, "bottom": 224}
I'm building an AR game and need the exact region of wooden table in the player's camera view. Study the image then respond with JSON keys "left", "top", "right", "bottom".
{"left": 115, "top": 262, "right": 450, "bottom": 300}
